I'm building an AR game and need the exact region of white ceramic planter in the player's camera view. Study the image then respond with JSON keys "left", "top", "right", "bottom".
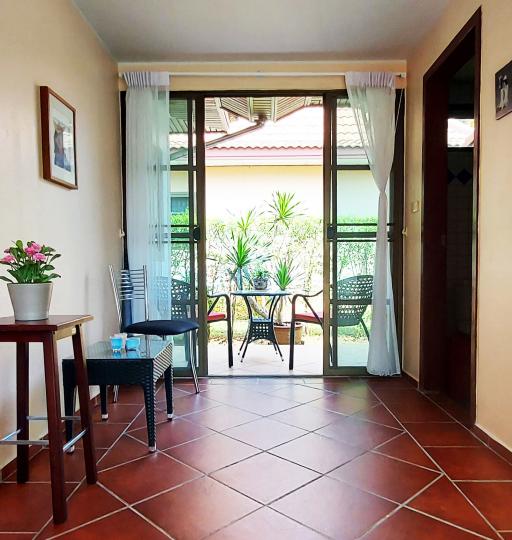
{"left": 7, "top": 283, "right": 53, "bottom": 321}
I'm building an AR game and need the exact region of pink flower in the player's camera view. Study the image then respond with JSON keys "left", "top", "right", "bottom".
{"left": 32, "top": 252, "right": 46, "bottom": 262}
{"left": 1, "top": 254, "right": 15, "bottom": 264}
{"left": 30, "top": 242, "right": 42, "bottom": 252}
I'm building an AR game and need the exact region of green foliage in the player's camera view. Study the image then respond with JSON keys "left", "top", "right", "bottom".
{"left": 0, "top": 241, "right": 61, "bottom": 284}
{"left": 267, "top": 191, "right": 302, "bottom": 229}
{"left": 252, "top": 265, "right": 269, "bottom": 280}
{"left": 273, "top": 258, "right": 297, "bottom": 290}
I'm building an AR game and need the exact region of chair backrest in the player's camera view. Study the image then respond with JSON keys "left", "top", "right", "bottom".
{"left": 156, "top": 276, "right": 193, "bottom": 319}
{"left": 109, "top": 265, "right": 149, "bottom": 328}
{"left": 336, "top": 274, "right": 373, "bottom": 327}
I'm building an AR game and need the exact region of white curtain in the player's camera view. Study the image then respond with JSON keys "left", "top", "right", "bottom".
{"left": 346, "top": 72, "right": 400, "bottom": 376}
{"left": 124, "top": 71, "right": 170, "bottom": 321}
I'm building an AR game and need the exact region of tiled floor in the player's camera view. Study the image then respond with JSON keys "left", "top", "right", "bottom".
{"left": 1, "top": 377, "right": 512, "bottom": 539}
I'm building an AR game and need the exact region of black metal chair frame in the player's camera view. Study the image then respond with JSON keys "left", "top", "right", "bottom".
{"left": 289, "top": 275, "right": 373, "bottom": 370}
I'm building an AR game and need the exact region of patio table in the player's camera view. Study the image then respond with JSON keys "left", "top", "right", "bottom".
{"left": 232, "top": 289, "right": 290, "bottom": 361}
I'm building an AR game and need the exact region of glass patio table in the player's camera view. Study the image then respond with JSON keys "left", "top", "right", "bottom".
{"left": 232, "top": 289, "right": 290, "bottom": 361}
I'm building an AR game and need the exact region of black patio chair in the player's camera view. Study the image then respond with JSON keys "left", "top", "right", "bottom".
{"left": 289, "top": 274, "right": 374, "bottom": 370}
{"left": 164, "top": 278, "right": 234, "bottom": 368}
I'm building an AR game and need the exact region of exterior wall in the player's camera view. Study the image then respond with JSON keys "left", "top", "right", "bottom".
{"left": 171, "top": 166, "right": 377, "bottom": 218}
{"left": 405, "top": 0, "right": 512, "bottom": 449}
{"left": 0, "top": 0, "right": 122, "bottom": 469}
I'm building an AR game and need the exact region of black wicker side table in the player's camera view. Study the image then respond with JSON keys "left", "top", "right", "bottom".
{"left": 62, "top": 338, "right": 173, "bottom": 452}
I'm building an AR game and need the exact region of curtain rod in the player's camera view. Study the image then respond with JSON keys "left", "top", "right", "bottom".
{"left": 119, "top": 71, "right": 406, "bottom": 78}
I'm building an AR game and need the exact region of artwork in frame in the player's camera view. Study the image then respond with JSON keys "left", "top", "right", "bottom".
{"left": 40, "top": 86, "right": 77, "bottom": 189}
{"left": 496, "top": 60, "right": 512, "bottom": 120}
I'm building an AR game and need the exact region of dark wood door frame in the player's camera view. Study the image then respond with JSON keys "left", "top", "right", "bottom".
{"left": 420, "top": 8, "right": 481, "bottom": 425}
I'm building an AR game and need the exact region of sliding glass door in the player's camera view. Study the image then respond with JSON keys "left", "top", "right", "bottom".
{"left": 323, "top": 94, "right": 403, "bottom": 375}
{"left": 169, "top": 97, "right": 208, "bottom": 376}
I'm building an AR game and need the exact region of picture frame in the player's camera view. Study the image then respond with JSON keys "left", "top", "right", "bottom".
{"left": 495, "top": 60, "right": 512, "bottom": 120}
{"left": 40, "top": 86, "right": 78, "bottom": 189}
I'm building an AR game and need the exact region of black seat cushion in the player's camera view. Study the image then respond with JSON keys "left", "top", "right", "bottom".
{"left": 124, "top": 319, "right": 199, "bottom": 336}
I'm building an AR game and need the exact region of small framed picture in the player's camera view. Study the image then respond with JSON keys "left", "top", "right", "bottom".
{"left": 40, "top": 86, "right": 77, "bottom": 189}
{"left": 496, "top": 60, "right": 512, "bottom": 120}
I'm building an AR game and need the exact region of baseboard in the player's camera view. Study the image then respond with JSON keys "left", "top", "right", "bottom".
{"left": 471, "top": 425, "right": 512, "bottom": 466}
{"left": 401, "top": 370, "right": 418, "bottom": 387}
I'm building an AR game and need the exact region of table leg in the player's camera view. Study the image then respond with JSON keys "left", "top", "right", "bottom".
{"left": 16, "top": 342, "right": 29, "bottom": 483}
{"left": 143, "top": 382, "right": 156, "bottom": 452}
{"left": 72, "top": 325, "right": 97, "bottom": 485}
{"left": 99, "top": 385, "right": 108, "bottom": 420}
{"left": 62, "top": 361, "right": 76, "bottom": 448}
{"left": 164, "top": 367, "right": 174, "bottom": 419}
{"left": 42, "top": 335, "right": 67, "bottom": 524}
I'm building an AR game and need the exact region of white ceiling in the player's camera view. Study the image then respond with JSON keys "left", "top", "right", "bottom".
{"left": 74, "top": 0, "right": 449, "bottom": 62}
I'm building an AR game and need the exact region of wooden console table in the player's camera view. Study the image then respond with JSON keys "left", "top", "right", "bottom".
{"left": 0, "top": 315, "right": 97, "bottom": 524}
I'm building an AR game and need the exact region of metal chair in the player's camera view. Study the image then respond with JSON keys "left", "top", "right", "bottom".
{"left": 289, "top": 275, "right": 373, "bottom": 370}
{"left": 165, "top": 278, "right": 234, "bottom": 368}
{"left": 109, "top": 265, "right": 200, "bottom": 393}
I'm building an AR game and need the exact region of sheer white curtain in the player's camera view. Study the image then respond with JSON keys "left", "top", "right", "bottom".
{"left": 124, "top": 72, "right": 170, "bottom": 321}
{"left": 345, "top": 72, "right": 400, "bottom": 376}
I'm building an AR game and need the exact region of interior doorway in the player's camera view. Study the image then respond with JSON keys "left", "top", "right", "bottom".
{"left": 420, "top": 9, "right": 481, "bottom": 424}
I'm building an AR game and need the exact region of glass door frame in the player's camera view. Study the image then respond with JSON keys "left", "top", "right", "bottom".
{"left": 322, "top": 91, "right": 405, "bottom": 376}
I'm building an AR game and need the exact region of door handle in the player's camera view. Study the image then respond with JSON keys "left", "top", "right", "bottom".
{"left": 326, "top": 224, "right": 335, "bottom": 241}
{"left": 192, "top": 225, "right": 201, "bottom": 242}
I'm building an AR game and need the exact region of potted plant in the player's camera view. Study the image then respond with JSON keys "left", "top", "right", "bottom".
{"left": 1, "top": 240, "right": 61, "bottom": 320}
{"left": 272, "top": 258, "right": 303, "bottom": 345}
{"left": 252, "top": 266, "right": 269, "bottom": 290}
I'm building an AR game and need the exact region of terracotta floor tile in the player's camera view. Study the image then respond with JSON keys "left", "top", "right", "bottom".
{"left": 184, "top": 404, "right": 259, "bottom": 431}
{"left": 170, "top": 393, "right": 220, "bottom": 416}
{"left": 458, "top": 481, "right": 512, "bottom": 531}
{"left": 405, "top": 422, "right": 483, "bottom": 447}
{"left": 376, "top": 433, "right": 439, "bottom": 470}
{"left": 364, "top": 507, "right": 482, "bottom": 539}
{"left": 129, "top": 417, "right": 213, "bottom": 450}
{"left": 128, "top": 406, "right": 170, "bottom": 431}
{"left": 271, "top": 476, "right": 396, "bottom": 539}
{"left": 385, "top": 396, "right": 452, "bottom": 422}
{"left": 204, "top": 387, "right": 298, "bottom": 415}
{"left": 353, "top": 403, "right": 403, "bottom": 429}
{"left": 269, "top": 403, "right": 343, "bottom": 431}
{"left": 317, "top": 416, "right": 401, "bottom": 450}
{"left": 99, "top": 452, "right": 200, "bottom": 504}
{"left": 114, "top": 386, "right": 146, "bottom": 404}
{"left": 209, "top": 507, "right": 325, "bottom": 540}
{"left": 427, "top": 447, "right": 512, "bottom": 480}
{"left": 165, "top": 433, "right": 260, "bottom": 473}
{"left": 38, "top": 483, "right": 124, "bottom": 539}
{"left": 0, "top": 482, "right": 63, "bottom": 532}
{"left": 408, "top": 476, "right": 500, "bottom": 539}
{"left": 330, "top": 452, "right": 439, "bottom": 503}
{"left": 265, "top": 384, "right": 330, "bottom": 403}
{"left": 0, "top": 534, "right": 33, "bottom": 538}
{"left": 90, "top": 421, "right": 129, "bottom": 449}
{"left": 311, "top": 393, "right": 374, "bottom": 415}
{"left": 6, "top": 448, "right": 104, "bottom": 483}
{"left": 97, "top": 435, "right": 149, "bottom": 471}
{"left": 269, "top": 432, "right": 365, "bottom": 473}
{"left": 223, "top": 418, "right": 306, "bottom": 450}
{"left": 305, "top": 379, "right": 375, "bottom": 400}
{"left": 135, "top": 476, "right": 260, "bottom": 540}
{"left": 57, "top": 508, "right": 169, "bottom": 539}
{"left": 212, "top": 452, "right": 319, "bottom": 503}
{"left": 91, "top": 402, "right": 143, "bottom": 423}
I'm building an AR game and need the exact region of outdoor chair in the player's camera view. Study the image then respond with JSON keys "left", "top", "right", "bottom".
{"left": 109, "top": 265, "right": 200, "bottom": 394}
{"left": 289, "top": 274, "right": 374, "bottom": 370}
{"left": 164, "top": 278, "right": 234, "bottom": 368}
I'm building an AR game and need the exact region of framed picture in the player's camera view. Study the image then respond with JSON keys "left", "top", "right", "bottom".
{"left": 496, "top": 60, "right": 512, "bottom": 120}
{"left": 40, "top": 86, "right": 77, "bottom": 189}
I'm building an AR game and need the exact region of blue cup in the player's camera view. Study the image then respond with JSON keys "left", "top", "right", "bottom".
{"left": 110, "top": 336, "right": 123, "bottom": 353}
{"left": 126, "top": 337, "right": 140, "bottom": 351}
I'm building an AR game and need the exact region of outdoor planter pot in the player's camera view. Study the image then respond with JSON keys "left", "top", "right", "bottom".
{"left": 253, "top": 277, "right": 269, "bottom": 290}
{"left": 274, "top": 322, "right": 303, "bottom": 345}
{"left": 7, "top": 283, "right": 53, "bottom": 321}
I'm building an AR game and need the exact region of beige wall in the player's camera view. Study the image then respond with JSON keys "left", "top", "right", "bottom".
{"left": 404, "top": 0, "right": 512, "bottom": 448}
{"left": 171, "top": 166, "right": 377, "bottom": 219}
{"left": 0, "top": 1, "right": 122, "bottom": 469}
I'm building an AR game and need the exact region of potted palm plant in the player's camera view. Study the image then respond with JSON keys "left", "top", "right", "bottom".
{"left": 1, "top": 240, "right": 61, "bottom": 320}
{"left": 272, "top": 258, "right": 303, "bottom": 345}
